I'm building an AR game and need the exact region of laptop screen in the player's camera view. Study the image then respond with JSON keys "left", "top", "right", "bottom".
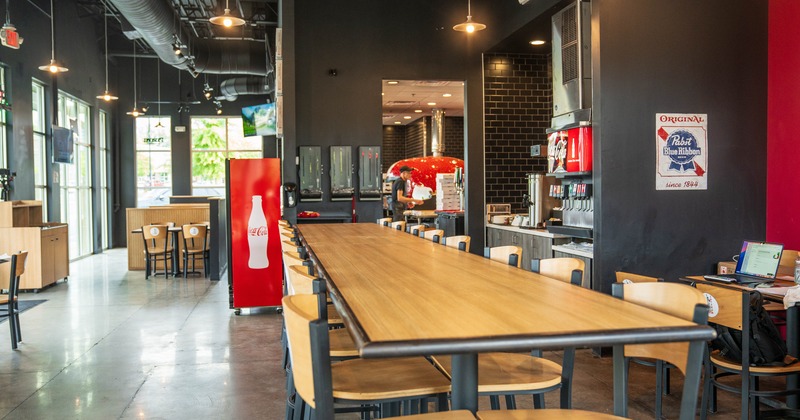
{"left": 735, "top": 241, "right": 784, "bottom": 279}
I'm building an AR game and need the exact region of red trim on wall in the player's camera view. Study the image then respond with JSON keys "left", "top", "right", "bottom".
{"left": 767, "top": 0, "right": 800, "bottom": 250}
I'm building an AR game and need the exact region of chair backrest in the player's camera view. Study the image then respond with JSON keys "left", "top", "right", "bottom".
{"left": 486, "top": 245, "right": 522, "bottom": 268}
{"left": 278, "top": 219, "right": 290, "bottom": 227}
{"left": 182, "top": 224, "right": 208, "bottom": 250}
{"left": 443, "top": 235, "right": 471, "bottom": 252}
{"left": 283, "top": 294, "right": 334, "bottom": 415}
{"left": 406, "top": 224, "right": 428, "bottom": 235}
{"left": 532, "top": 258, "right": 584, "bottom": 285}
{"left": 778, "top": 249, "right": 800, "bottom": 276}
{"left": 281, "top": 240, "right": 299, "bottom": 254}
{"left": 615, "top": 271, "right": 661, "bottom": 284}
{"left": 142, "top": 225, "right": 170, "bottom": 253}
{"left": 391, "top": 221, "right": 406, "bottom": 231}
{"left": 614, "top": 282, "right": 708, "bottom": 374}
{"left": 286, "top": 264, "right": 315, "bottom": 296}
{"left": 693, "top": 282, "right": 744, "bottom": 332}
{"left": 420, "top": 229, "right": 444, "bottom": 244}
{"left": 8, "top": 251, "right": 28, "bottom": 297}
{"left": 283, "top": 251, "right": 315, "bottom": 276}
{"left": 377, "top": 217, "right": 392, "bottom": 226}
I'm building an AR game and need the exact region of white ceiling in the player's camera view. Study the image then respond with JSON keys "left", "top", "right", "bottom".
{"left": 382, "top": 80, "right": 465, "bottom": 126}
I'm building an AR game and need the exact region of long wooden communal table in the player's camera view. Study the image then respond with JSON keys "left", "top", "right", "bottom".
{"left": 297, "top": 224, "right": 715, "bottom": 417}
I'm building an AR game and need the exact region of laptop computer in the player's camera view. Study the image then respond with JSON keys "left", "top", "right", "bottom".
{"left": 704, "top": 241, "right": 784, "bottom": 284}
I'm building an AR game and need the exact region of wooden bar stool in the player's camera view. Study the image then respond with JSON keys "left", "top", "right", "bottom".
{"left": 391, "top": 221, "right": 406, "bottom": 231}
{"left": 377, "top": 217, "right": 392, "bottom": 226}
{"left": 406, "top": 224, "right": 428, "bottom": 235}
{"left": 531, "top": 258, "right": 584, "bottom": 286}
{"left": 419, "top": 229, "right": 444, "bottom": 244}
{"left": 484, "top": 246, "right": 522, "bottom": 268}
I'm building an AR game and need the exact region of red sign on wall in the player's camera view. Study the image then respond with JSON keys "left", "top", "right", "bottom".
{"left": 228, "top": 158, "right": 282, "bottom": 308}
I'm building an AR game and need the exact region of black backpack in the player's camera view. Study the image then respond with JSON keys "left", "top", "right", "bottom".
{"left": 710, "top": 291, "right": 794, "bottom": 366}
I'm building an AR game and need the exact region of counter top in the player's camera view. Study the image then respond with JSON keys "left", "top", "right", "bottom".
{"left": 552, "top": 244, "right": 594, "bottom": 259}
{"left": 486, "top": 224, "right": 569, "bottom": 239}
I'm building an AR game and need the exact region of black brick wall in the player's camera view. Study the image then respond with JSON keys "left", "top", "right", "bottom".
{"left": 405, "top": 118, "right": 427, "bottom": 158}
{"left": 484, "top": 53, "right": 551, "bottom": 212}
{"left": 444, "top": 116, "right": 464, "bottom": 160}
{"left": 382, "top": 126, "right": 406, "bottom": 171}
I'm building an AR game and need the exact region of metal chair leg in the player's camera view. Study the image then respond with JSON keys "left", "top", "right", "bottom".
{"left": 655, "top": 360, "right": 664, "bottom": 419}
{"left": 505, "top": 395, "right": 516, "bottom": 409}
{"left": 489, "top": 395, "right": 500, "bottom": 410}
{"left": 533, "top": 393, "right": 545, "bottom": 409}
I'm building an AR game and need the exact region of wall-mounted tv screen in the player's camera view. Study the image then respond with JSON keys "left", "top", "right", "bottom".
{"left": 242, "top": 103, "right": 277, "bottom": 137}
{"left": 52, "top": 126, "right": 74, "bottom": 164}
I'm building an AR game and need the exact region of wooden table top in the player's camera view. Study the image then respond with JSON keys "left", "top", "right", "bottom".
{"left": 298, "top": 224, "right": 713, "bottom": 358}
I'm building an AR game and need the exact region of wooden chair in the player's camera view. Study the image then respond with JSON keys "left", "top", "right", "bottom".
{"left": 477, "top": 282, "right": 709, "bottom": 420}
{"left": 281, "top": 240, "right": 300, "bottom": 254}
{"left": 615, "top": 271, "right": 661, "bottom": 284}
{"left": 0, "top": 251, "right": 27, "bottom": 350}
{"left": 141, "top": 224, "right": 174, "bottom": 278}
{"left": 406, "top": 224, "right": 428, "bottom": 236}
{"left": 443, "top": 235, "right": 471, "bottom": 252}
{"left": 531, "top": 258, "right": 584, "bottom": 286}
{"left": 484, "top": 246, "right": 522, "bottom": 268}
{"left": 283, "top": 293, "right": 453, "bottom": 419}
{"left": 285, "top": 265, "right": 342, "bottom": 326}
{"left": 377, "top": 217, "right": 392, "bottom": 227}
{"left": 696, "top": 282, "right": 800, "bottom": 420}
{"left": 419, "top": 229, "right": 444, "bottom": 244}
{"left": 391, "top": 221, "right": 406, "bottom": 231}
{"left": 778, "top": 249, "right": 799, "bottom": 277}
{"left": 181, "top": 224, "right": 209, "bottom": 278}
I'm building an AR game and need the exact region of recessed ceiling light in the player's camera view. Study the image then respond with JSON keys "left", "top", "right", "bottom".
{"left": 427, "top": 102, "right": 436, "bottom": 106}
{"left": 387, "top": 80, "right": 399, "bottom": 85}
{"left": 403, "top": 116, "right": 412, "bottom": 119}
{"left": 442, "top": 93, "right": 452, "bottom": 97}
{"left": 394, "top": 121, "right": 401, "bottom": 124}
{"left": 414, "top": 109, "right": 423, "bottom": 113}
{"left": 530, "top": 40, "right": 546, "bottom": 46}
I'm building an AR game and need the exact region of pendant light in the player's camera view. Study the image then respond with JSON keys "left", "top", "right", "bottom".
{"left": 126, "top": 44, "right": 143, "bottom": 117}
{"left": 96, "top": 5, "right": 118, "bottom": 101}
{"left": 38, "top": 0, "right": 68, "bottom": 73}
{"left": 453, "top": 0, "right": 486, "bottom": 33}
{"left": 209, "top": 0, "right": 245, "bottom": 27}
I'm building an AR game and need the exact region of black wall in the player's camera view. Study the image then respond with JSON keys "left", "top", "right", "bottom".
{"left": 282, "top": 0, "right": 563, "bottom": 250}
{"left": 592, "top": 0, "right": 768, "bottom": 291}
{"left": 0, "top": 0, "right": 112, "bottom": 253}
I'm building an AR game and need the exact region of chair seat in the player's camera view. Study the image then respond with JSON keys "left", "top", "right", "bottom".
{"left": 709, "top": 349, "right": 800, "bottom": 373}
{"left": 327, "top": 305, "right": 344, "bottom": 325}
{"left": 0, "top": 296, "right": 13, "bottom": 305}
{"left": 393, "top": 410, "right": 476, "bottom": 419}
{"left": 144, "top": 248, "right": 174, "bottom": 254}
{"left": 331, "top": 356, "right": 450, "bottom": 401}
{"left": 432, "top": 352, "right": 562, "bottom": 392}
{"left": 182, "top": 248, "right": 207, "bottom": 255}
{"left": 476, "top": 409, "right": 625, "bottom": 419}
{"left": 764, "top": 301, "right": 785, "bottom": 312}
{"left": 329, "top": 328, "right": 359, "bottom": 358}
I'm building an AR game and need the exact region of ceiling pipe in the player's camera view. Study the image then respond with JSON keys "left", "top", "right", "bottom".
{"left": 217, "top": 76, "right": 274, "bottom": 101}
{"left": 431, "top": 109, "right": 445, "bottom": 157}
{"left": 107, "top": 0, "right": 268, "bottom": 75}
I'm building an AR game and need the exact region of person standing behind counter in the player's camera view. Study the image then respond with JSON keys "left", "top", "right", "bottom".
{"left": 392, "top": 166, "right": 424, "bottom": 222}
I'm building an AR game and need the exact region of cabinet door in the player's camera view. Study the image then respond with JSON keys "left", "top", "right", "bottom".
{"left": 40, "top": 235, "right": 55, "bottom": 287}
{"left": 53, "top": 229, "right": 69, "bottom": 280}
{"left": 520, "top": 235, "right": 535, "bottom": 271}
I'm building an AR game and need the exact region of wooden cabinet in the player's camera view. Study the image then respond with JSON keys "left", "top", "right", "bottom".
{"left": 0, "top": 201, "right": 69, "bottom": 291}
{"left": 486, "top": 226, "right": 569, "bottom": 271}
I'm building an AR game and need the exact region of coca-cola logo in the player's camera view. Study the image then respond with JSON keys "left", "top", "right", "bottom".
{"left": 249, "top": 226, "right": 268, "bottom": 236}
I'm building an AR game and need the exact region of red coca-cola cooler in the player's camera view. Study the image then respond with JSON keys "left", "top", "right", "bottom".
{"left": 565, "top": 126, "right": 593, "bottom": 173}
{"left": 226, "top": 158, "right": 283, "bottom": 310}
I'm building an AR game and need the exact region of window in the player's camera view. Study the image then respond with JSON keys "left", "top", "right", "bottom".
{"left": 32, "top": 80, "right": 48, "bottom": 220}
{"left": 58, "top": 94, "right": 93, "bottom": 258}
{"left": 0, "top": 66, "right": 8, "bottom": 168}
{"left": 99, "top": 111, "right": 110, "bottom": 249}
{"left": 135, "top": 116, "right": 172, "bottom": 208}
{"left": 191, "top": 117, "right": 262, "bottom": 197}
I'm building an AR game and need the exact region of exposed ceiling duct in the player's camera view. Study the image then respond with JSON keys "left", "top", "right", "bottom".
{"left": 107, "top": 0, "right": 269, "bottom": 76}
{"left": 218, "top": 76, "right": 274, "bottom": 101}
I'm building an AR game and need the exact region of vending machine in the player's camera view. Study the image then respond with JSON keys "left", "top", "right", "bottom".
{"left": 226, "top": 158, "right": 283, "bottom": 310}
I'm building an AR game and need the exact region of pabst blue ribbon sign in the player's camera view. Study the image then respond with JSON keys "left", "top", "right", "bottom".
{"left": 655, "top": 113, "right": 708, "bottom": 190}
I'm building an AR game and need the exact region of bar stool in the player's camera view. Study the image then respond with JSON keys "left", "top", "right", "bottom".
{"left": 484, "top": 246, "right": 522, "bottom": 268}
{"left": 391, "top": 221, "right": 406, "bottom": 231}
{"left": 406, "top": 224, "right": 428, "bottom": 236}
{"left": 377, "top": 217, "right": 392, "bottom": 226}
{"left": 530, "top": 258, "right": 584, "bottom": 286}
{"left": 419, "top": 229, "right": 444, "bottom": 244}
{"left": 1, "top": 251, "right": 27, "bottom": 350}
{"left": 443, "top": 235, "right": 471, "bottom": 252}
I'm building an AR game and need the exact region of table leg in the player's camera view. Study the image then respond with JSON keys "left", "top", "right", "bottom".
{"left": 612, "top": 344, "right": 628, "bottom": 417}
{"left": 450, "top": 353, "right": 478, "bottom": 413}
{"left": 787, "top": 305, "right": 798, "bottom": 408}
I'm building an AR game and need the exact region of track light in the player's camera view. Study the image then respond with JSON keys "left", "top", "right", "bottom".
{"left": 141, "top": 104, "right": 149, "bottom": 113}
{"left": 203, "top": 83, "right": 214, "bottom": 100}
{"left": 214, "top": 100, "right": 223, "bottom": 115}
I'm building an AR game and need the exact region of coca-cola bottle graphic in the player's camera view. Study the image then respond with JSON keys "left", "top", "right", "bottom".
{"left": 247, "top": 195, "right": 269, "bottom": 269}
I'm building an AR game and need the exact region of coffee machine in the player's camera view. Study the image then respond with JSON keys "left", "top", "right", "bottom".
{"left": 522, "top": 174, "right": 557, "bottom": 228}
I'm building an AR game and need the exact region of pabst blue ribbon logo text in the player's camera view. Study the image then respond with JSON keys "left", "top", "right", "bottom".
{"left": 249, "top": 226, "right": 268, "bottom": 236}
{"left": 662, "top": 130, "right": 701, "bottom": 171}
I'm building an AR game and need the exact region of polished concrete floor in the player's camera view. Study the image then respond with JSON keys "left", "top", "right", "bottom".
{"left": 0, "top": 249, "right": 754, "bottom": 419}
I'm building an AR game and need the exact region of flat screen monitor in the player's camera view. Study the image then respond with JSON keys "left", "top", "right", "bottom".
{"left": 241, "top": 103, "right": 277, "bottom": 137}
{"left": 52, "top": 126, "right": 74, "bottom": 164}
